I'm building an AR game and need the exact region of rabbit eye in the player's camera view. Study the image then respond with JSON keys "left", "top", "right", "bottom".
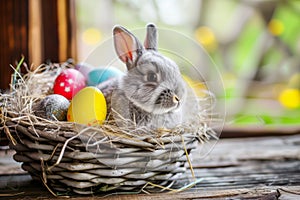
{"left": 147, "top": 72, "right": 158, "bottom": 82}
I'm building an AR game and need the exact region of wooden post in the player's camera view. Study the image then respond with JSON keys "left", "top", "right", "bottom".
{"left": 0, "top": 0, "right": 29, "bottom": 90}
{"left": 28, "top": 0, "right": 42, "bottom": 67}
{"left": 0, "top": 0, "right": 77, "bottom": 90}
{"left": 30, "top": 0, "right": 78, "bottom": 67}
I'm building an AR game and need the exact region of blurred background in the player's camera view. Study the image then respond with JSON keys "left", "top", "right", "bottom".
{"left": 0, "top": 0, "right": 299, "bottom": 132}
{"left": 76, "top": 0, "right": 300, "bottom": 129}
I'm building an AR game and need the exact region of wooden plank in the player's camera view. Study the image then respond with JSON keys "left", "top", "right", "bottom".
{"left": 0, "top": 0, "right": 77, "bottom": 80}
{"left": 28, "top": 0, "right": 42, "bottom": 67}
{"left": 0, "top": 135, "right": 299, "bottom": 199}
{"left": 40, "top": 0, "right": 77, "bottom": 64}
{"left": 2, "top": 183, "right": 300, "bottom": 200}
{"left": 40, "top": 0, "right": 59, "bottom": 63}
{"left": 193, "top": 134, "right": 300, "bottom": 162}
{"left": 0, "top": 150, "right": 24, "bottom": 175}
{"left": 221, "top": 125, "right": 300, "bottom": 138}
{"left": 0, "top": 0, "right": 29, "bottom": 90}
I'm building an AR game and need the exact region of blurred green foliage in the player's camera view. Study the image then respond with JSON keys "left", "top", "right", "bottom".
{"left": 76, "top": 0, "right": 300, "bottom": 127}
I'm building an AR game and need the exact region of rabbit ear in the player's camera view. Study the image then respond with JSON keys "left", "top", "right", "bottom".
{"left": 113, "top": 26, "right": 144, "bottom": 69}
{"left": 144, "top": 23, "right": 158, "bottom": 50}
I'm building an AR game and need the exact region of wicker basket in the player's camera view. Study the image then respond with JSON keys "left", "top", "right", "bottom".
{"left": 0, "top": 63, "right": 215, "bottom": 195}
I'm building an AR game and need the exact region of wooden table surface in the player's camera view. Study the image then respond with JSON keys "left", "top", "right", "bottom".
{"left": 1, "top": 134, "right": 300, "bottom": 199}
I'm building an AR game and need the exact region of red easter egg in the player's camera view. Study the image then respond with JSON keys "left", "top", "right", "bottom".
{"left": 53, "top": 69, "right": 86, "bottom": 100}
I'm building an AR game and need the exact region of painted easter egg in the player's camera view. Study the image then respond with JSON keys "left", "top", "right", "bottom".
{"left": 67, "top": 87, "right": 107, "bottom": 126}
{"left": 53, "top": 69, "right": 86, "bottom": 100}
{"left": 87, "top": 67, "right": 124, "bottom": 86}
{"left": 35, "top": 94, "right": 70, "bottom": 121}
{"left": 75, "top": 62, "right": 94, "bottom": 80}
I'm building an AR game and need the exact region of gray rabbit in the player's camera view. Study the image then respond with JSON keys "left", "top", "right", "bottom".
{"left": 109, "top": 24, "right": 190, "bottom": 130}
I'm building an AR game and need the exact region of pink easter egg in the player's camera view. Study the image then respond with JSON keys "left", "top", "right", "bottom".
{"left": 53, "top": 69, "right": 86, "bottom": 100}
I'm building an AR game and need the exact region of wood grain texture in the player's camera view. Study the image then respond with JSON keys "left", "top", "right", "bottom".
{"left": 0, "top": 0, "right": 29, "bottom": 90}
{"left": 1, "top": 134, "right": 299, "bottom": 199}
{"left": 0, "top": 0, "right": 77, "bottom": 89}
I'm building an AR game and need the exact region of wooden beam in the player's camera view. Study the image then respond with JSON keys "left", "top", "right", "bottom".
{"left": 0, "top": 0, "right": 29, "bottom": 90}
{"left": 28, "top": 0, "right": 42, "bottom": 68}
{"left": 0, "top": 0, "right": 77, "bottom": 88}
{"left": 39, "top": 0, "right": 77, "bottom": 63}
{"left": 41, "top": 0, "right": 59, "bottom": 63}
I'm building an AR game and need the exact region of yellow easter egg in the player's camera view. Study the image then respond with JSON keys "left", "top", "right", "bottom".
{"left": 67, "top": 87, "right": 107, "bottom": 126}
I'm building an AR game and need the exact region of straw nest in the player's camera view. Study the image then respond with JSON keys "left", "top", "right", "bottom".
{"left": 0, "top": 61, "right": 217, "bottom": 196}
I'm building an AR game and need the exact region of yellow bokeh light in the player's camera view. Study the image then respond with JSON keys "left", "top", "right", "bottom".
{"left": 82, "top": 28, "right": 102, "bottom": 45}
{"left": 195, "top": 26, "right": 217, "bottom": 52}
{"left": 278, "top": 88, "right": 300, "bottom": 109}
{"left": 268, "top": 19, "right": 284, "bottom": 36}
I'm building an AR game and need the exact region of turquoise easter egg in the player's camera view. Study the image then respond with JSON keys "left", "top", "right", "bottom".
{"left": 87, "top": 67, "right": 124, "bottom": 86}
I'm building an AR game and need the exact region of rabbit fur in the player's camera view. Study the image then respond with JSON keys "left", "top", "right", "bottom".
{"left": 111, "top": 24, "right": 190, "bottom": 130}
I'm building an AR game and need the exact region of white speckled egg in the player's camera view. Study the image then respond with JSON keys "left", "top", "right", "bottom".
{"left": 36, "top": 94, "right": 70, "bottom": 121}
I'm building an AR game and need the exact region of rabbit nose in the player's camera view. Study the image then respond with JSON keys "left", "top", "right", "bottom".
{"left": 173, "top": 95, "right": 180, "bottom": 103}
